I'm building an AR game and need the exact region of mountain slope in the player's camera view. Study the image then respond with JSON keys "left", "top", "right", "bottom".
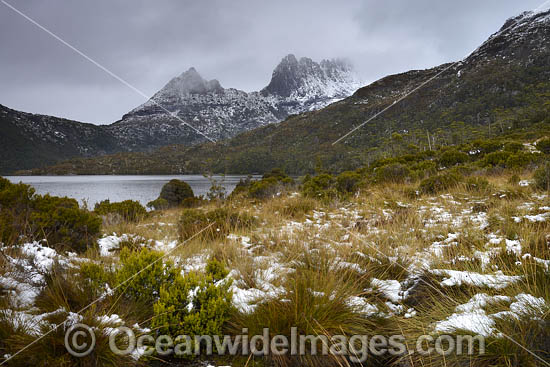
{"left": 1, "top": 55, "right": 361, "bottom": 173}
{"left": 108, "top": 55, "right": 362, "bottom": 150}
{"left": 18, "top": 9, "right": 550, "bottom": 175}
{"left": 0, "top": 104, "right": 123, "bottom": 174}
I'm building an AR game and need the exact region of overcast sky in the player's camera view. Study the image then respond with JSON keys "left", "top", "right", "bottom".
{"left": 0, "top": 0, "right": 543, "bottom": 124}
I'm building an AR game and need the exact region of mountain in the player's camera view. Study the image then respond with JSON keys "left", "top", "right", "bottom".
{"left": 107, "top": 55, "right": 362, "bottom": 150}
{"left": 0, "top": 55, "right": 361, "bottom": 174}
{"left": 26, "top": 8, "right": 550, "bottom": 176}
{"left": 0, "top": 104, "right": 123, "bottom": 174}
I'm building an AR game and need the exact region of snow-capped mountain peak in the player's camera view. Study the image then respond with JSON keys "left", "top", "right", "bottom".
{"left": 262, "top": 54, "right": 361, "bottom": 99}
{"left": 111, "top": 55, "right": 363, "bottom": 149}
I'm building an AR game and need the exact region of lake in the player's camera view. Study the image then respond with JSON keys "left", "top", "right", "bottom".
{"left": 5, "top": 175, "right": 254, "bottom": 208}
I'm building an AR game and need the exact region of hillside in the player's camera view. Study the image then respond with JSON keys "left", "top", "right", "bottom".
{"left": 27, "top": 9, "right": 550, "bottom": 175}
{"left": 0, "top": 104, "right": 123, "bottom": 174}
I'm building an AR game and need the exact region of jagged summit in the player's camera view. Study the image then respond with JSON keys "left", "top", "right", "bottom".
{"left": 113, "top": 54, "right": 362, "bottom": 149}
{"left": 261, "top": 54, "right": 360, "bottom": 99}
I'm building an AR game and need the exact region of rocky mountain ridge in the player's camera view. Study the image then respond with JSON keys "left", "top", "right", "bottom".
{"left": 110, "top": 55, "right": 362, "bottom": 149}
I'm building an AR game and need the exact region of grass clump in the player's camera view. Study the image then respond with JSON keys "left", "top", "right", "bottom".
{"left": 179, "top": 207, "right": 256, "bottom": 241}
{"left": 94, "top": 199, "right": 147, "bottom": 222}
{"left": 418, "top": 172, "right": 461, "bottom": 194}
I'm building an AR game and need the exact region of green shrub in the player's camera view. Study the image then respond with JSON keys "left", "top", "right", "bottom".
{"left": 471, "top": 139, "right": 502, "bottom": 154}
{"left": 302, "top": 173, "right": 337, "bottom": 201}
{"left": 248, "top": 177, "right": 280, "bottom": 199}
{"left": 152, "top": 259, "right": 232, "bottom": 354}
{"left": 438, "top": 149, "right": 469, "bottom": 167}
{"left": 79, "top": 262, "right": 114, "bottom": 298}
{"left": 179, "top": 208, "right": 256, "bottom": 241}
{"left": 94, "top": 199, "right": 147, "bottom": 222}
{"left": 30, "top": 195, "right": 101, "bottom": 253}
{"left": 535, "top": 137, "right": 550, "bottom": 154}
{"left": 0, "top": 178, "right": 101, "bottom": 252}
{"left": 373, "top": 163, "right": 411, "bottom": 184}
{"left": 418, "top": 172, "right": 461, "bottom": 194}
{"left": 159, "top": 179, "right": 195, "bottom": 207}
{"left": 336, "top": 171, "right": 362, "bottom": 194}
{"left": 504, "top": 141, "right": 524, "bottom": 153}
{"left": 0, "top": 178, "right": 34, "bottom": 245}
{"left": 480, "top": 151, "right": 512, "bottom": 167}
{"left": 115, "top": 247, "right": 178, "bottom": 306}
{"left": 228, "top": 176, "right": 253, "bottom": 198}
{"left": 464, "top": 176, "right": 490, "bottom": 192}
{"left": 505, "top": 153, "right": 532, "bottom": 169}
{"left": 410, "top": 160, "right": 437, "bottom": 179}
{"left": 146, "top": 197, "right": 170, "bottom": 211}
{"left": 534, "top": 163, "right": 550, "bottom": 191}
{"left": 247, "top": 169, "right": 294, "bottom": 199}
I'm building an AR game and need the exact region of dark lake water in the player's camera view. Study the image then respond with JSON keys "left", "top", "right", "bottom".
{"left": 5, "top": 175, "right": 254, "bottom": 207}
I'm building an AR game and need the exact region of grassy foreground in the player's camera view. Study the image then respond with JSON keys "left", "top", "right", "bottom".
{"left": 0, "top": 164, "right": 549, "bottom": 366}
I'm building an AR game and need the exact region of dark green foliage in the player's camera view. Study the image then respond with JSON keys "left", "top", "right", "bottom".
{"left": 302, "top": 173, "right": 338, "bottom": 201}
{"left": 505, "top": 152, "right": 533, "bottom": 169}
{"left": 179, "top": 208, "right": 256, "bottom": 241}
{"left": 418, "top": 173, "right": 461, "bottom": 194}
{"left": 480, "top": 151, "right": 512, "bottom": 167}
{"left": 534, "top": 163, "right": 550, "bottom": 191}
{"left": 247, "top": 169, "right": 294, "bottom": 199}
{"left": 373, "top": 163, "right": 411, "bottom": 184}
{"left": 115, "top": 247, "right": 178, "bottom": 306}
{"left": 438, "top": 149, "right": 469, "bottom": 167}
{"left": 464, "top": 176, "right": 490, "bottom": 192}
{"left": 472, "top": 139, "right": 503, "bottom": 155}
{"left": 152, "top": 259, "right": 232, "bottom": 355}
{"left": 0, "top": 177, "right": 100, "bottom": 252}
{"left": 159, "top": 179, "right": 195, "bottom": 207}
{"left": 536, "top": 137, "right": 550, "bottom": 154}
{"left": 94, "top": 199, "right": 147, "bottom": 222}
{"left": 30, "top": 195, "right": 101, "bottom": 252}
{"left": 146, "top": 197, "right": 169, "bottom": 211}
{"left": 336, "top": 171, "right": 362, "bottom": 194}
{"left": 503, "top": 141, "right": 524, "bottom": 152}
{"left": 0, "top": 177, "right": 34, "bottom": 245}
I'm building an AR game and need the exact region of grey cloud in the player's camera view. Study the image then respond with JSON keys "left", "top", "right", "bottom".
{"left": 0, "top": 0, "right": 543, "bottom": 124}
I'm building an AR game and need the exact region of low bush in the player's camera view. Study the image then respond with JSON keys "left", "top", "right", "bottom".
{"left": 0, "top": 178, "right": 101, "bottom": 252}
{"left": 248, "top": 169, "right": 294, "bottom": 199}
{"left": 505, "top": 152, "right": 533, "bottom": 169}
{"left": 30, "top": 195, "right": 101, "bottom": 253}
{"left": 504, "top": 141, "right": 524, "bottom": 153}
{"left": 179, "top": 207, "right": 256, "bottom": 241}
{"left": 152, "top": 259, "right": 233, "bottom": 355}
{"left": 94, "top": 199, "right": 147, "bottom": 222}
{"left": 302, "top": 173, "right": 338, "bottom": 201}
{"left": 464, "top": 176, "right": 491, "bottom": 192}
{"left": 438, "top": 149, "right": 469, "bottom": 167}
{"left": 534, "top": 163, "right": 550, "bottom": 191}
{"left": 114, "top": 247, "right": 179, "bottom": 306}
{"left": 418, "top": 172, "right": 461, "bottom": 194}
{"left": 159, "top": 179, "right": 195, "bottom": 207}
{"left": 336, "top": 170, "right": 362, "bottom": 194}
{"left": 373, "top": 163, "right": 411, "bottom": 184}
{"left": 480, "top": 151, "right": 512, "bottom": 167}
{"left": 146, "top": 197, "right": 170, "bottom": 211}
{"left": 535, "top": 137, "right": 550, "bottom": 154}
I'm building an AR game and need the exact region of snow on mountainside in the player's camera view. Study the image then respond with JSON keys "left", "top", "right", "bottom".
{"left": 108, "top": 55, "right": 362, "bottom": 150}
